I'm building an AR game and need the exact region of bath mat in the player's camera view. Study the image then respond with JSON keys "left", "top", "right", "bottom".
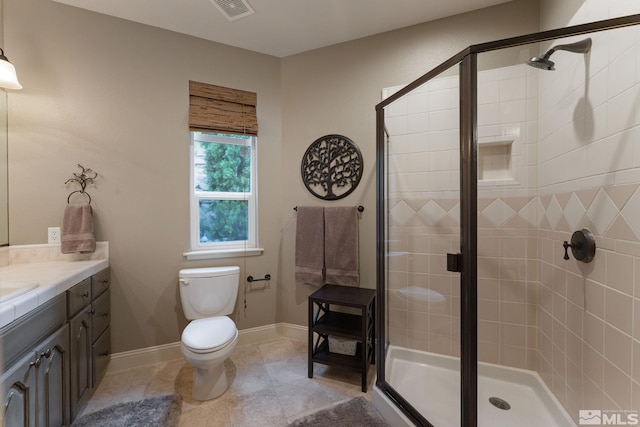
{"left": 288, "top": 396, "right": 389, "bottom": 427}
{"left": 72, "top": 394, "right": 181, "bottom": 427}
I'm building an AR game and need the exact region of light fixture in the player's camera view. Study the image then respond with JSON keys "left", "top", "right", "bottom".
{"left": 0, "top": 48, "right": 22, "bottom": 90}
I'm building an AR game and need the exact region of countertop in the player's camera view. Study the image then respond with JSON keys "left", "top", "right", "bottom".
{"left": 0, "top": 243, "right": 109, "bottom": 329}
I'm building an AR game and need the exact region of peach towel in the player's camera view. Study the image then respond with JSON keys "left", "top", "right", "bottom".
{"left": 294, "top": 206, "right": 325, "bottom": 286}
{"left": 324, "top": 206, "right": 359, "bottom": 287}
{"left": 61, "top": 204, "right": 96, "bottom": 254}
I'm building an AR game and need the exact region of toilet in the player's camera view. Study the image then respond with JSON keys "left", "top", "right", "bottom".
{"left": 179, "top": 266, "right": 240, "bottom": 400}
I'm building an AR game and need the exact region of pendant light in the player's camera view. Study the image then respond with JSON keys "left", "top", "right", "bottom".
{"left": 0, "top": 48, "right": 22, "bottom": 90}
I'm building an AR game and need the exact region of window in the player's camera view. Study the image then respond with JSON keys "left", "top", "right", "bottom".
{"left": 189, "top": 131, "right": 258, "bottom": 254}
{"left": 185, "top": 81, "right": 261, "bottom": 259}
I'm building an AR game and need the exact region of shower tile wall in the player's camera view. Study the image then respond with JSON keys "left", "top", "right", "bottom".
{"left": 475, "top": 65, "right": 540, "bottom": 371}
{"left": 385, "top": 25, "right": 640, "bottom": 422}
{"left": 385, "top": 75, "right": 462, "bottom": 357}
{"left": 535, "top": 25, "right": 640, "bottom": 421}
{"left": 384, "top": 64, "right": 538, "bottom": 362}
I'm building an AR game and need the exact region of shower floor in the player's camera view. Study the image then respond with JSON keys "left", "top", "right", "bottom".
{"left": 385, "top": 346, "right": 575, "bottom": 427}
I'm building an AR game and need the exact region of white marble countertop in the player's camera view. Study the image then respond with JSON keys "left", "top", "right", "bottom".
{"left": 0, "top": 243, "right": 109, "bottom": 329}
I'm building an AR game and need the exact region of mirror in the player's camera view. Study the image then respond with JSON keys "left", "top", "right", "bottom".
{"left": 0, "top": 90, "right": 7, "bottom": 246}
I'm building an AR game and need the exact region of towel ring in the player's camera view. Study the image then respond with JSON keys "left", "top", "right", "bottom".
{"left": 67, "top": 190, "right": 91, "bottom": 205}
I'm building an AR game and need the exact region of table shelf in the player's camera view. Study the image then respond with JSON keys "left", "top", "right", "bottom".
{"left": 308, "top": 284, "right": 375, "bottom": 392}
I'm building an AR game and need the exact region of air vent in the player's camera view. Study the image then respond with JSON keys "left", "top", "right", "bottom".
{"left": 210, "top": 0, "right": 255, "bottom": 21}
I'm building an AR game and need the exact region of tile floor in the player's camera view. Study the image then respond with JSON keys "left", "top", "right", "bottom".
{"left": 80, "top": 337, "right": 375, "bottom": 426}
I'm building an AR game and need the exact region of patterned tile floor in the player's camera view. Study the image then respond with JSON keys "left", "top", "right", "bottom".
{"left": 80, "top": 337, "right": 374, "bottom": 426}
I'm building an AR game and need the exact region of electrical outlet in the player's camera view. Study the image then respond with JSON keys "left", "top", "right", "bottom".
{"left": 48, "top": 227, "right": 61, "bottom": 244}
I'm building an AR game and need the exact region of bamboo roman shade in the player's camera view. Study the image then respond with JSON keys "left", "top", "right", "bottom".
{"left": 189, "top": 80, "right": 258, "bottom": 136}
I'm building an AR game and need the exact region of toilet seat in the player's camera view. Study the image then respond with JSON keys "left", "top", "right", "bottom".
{"left": 182, "top": 317, "right": 237, "bottom": 354}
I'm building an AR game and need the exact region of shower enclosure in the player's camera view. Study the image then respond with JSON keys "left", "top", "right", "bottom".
{"left": 375, "top": 14, "right": 640, "bottom": 427}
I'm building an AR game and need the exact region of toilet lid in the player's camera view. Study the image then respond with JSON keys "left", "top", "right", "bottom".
{"left": 182, "top": 317, "right": 237, "bottom": 353}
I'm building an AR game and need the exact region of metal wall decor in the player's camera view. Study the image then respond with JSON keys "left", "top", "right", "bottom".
{"left": 301, "top": 134, "right": 363, "bottom": 200}
{"left": 65, "top": 164, "right": 98, "bottom": 204}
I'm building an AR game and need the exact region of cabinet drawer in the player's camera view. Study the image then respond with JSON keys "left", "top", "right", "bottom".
{"left": 91, "top": 268, "right": 110, "bottom": 299}
{"left": 92, "top": 327, "right": 110, "bottom": 386}
{"left": 67, "top": 278, "right": 91, "bottom": 317}
{"left": 91, "top": 289, "right": 110, "bottom": 342}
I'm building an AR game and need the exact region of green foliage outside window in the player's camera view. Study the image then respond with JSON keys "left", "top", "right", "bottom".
{"left": 199, "top": 200, "right": 248, "bottom": 243}
{"left": 197, "top": 137, "right": 251, "bottom": 243}
{"left": 198, "top": 140, "right": 250, "bottom": 192}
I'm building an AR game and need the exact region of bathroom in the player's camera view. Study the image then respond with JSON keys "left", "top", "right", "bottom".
{"left": 2, "top": 0, "right": 640, "bottom": 425}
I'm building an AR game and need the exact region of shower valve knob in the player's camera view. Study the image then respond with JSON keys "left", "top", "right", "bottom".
{"left": 562, "top": 229, "right": 596, "bottom": 263}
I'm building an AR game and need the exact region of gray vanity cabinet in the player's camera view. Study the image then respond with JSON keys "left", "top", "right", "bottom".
{"left": 67, "top": 268, "right": 110, "bottom": 422}
{"left": 0, "top": 323, "right": 69, "bottom": 427}
{"left": 0, "top": 350, "right": 33, "bottom": 426}
{"left": 68, "top": 305, "right": 92, "bottom": 420}
{"left": 34, "top": 324, "right": 69, "bottom": 426}
{"left": 91, "top": 288, "right": 110, "bottom": 385}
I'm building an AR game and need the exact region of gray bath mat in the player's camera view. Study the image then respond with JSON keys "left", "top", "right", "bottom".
{"left": 288, "top": 396, "right": 389, "bottom": 427}
{"left": 72, "top": 394, "right": 181, "bottom": 427}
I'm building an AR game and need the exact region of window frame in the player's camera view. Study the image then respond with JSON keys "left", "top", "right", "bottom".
{"left": 188, "top": 131, "right": 259, "bottom": 254}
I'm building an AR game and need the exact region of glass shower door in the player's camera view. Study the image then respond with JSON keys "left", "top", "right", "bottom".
{"left": 378, "top": 59, "right": 465, "bottom": 426}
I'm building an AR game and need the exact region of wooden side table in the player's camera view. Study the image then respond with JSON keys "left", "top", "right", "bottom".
{"left": 308, "top": 284, "right": 375, "bottom": 392}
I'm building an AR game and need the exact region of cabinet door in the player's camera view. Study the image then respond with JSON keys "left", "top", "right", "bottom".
{"left": 69, "top": 307, "right": 91, "bottom": 421}
{"left": 0, "top": 351, "right": 36, "bottom": 427}
{"left": 35, "top": 324, "right": 69, "bottom": 427}
{"left": 92, "top": 327, "right": 110, "bottom": 387}
{"left": 91, "top": 290, "right": 109, "bottom": 343}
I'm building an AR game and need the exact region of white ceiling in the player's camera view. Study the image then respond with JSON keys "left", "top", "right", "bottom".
{"left": 52, "top": 0, "right": 512, "bottom": 58}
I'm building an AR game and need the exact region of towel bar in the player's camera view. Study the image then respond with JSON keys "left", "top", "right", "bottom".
{"left": 294, "top": 205, "right": 364, "bottom": 212}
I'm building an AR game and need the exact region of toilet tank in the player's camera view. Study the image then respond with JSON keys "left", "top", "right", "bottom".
{"left": 179, "top": 266, "right": 240, "bottom": 320}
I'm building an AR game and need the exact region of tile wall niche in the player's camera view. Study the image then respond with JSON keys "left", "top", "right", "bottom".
{"left": 384, "top": 23, "right": 640, "bottom": 424}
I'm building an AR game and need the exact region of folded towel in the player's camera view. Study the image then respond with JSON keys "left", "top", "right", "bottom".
{"left": 324, "top": 206, "right": 359, "bottom": 287}
{"left": 61, "top": 203, "right": 96, "bottom": 254}
{"left": 294, "top": 206, "right": 325, "bottom": 286}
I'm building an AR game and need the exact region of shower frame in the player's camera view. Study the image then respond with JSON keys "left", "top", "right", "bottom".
{"left": 375, "top": 13, "right": 640, "bottom": 427}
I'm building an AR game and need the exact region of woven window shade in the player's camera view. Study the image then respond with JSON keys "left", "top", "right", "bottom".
{"left": 189, "top": 80, "right": 258, "bottom": 136}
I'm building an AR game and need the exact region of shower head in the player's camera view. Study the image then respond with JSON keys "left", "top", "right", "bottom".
{"left": 527, "top": 37, "right": 592, "bottom": 71}
{"left": 527, "top": 55, "right": 555, "bottom": 70}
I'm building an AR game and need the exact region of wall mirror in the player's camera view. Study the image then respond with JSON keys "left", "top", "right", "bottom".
{"left": 0, "top": 90, "right": 8, "bottom": 246}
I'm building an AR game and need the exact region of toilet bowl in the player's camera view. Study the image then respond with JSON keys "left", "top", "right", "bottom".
{"left": 179, "top": 266, "right": 240, "bottom": 400}
{"left": 181, "top": 317, "right": 238, "bottom": 400}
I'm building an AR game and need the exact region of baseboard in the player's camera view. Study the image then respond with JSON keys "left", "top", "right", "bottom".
{"left": 106, "top": 322, "right": 307, "bottom": 374}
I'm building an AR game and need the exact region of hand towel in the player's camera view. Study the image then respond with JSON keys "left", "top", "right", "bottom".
{"left": 324, "top": 206, "right": 359, "bottom": 287}
{"left": 295, "top": 206, "right": 325, "bottom": 286}
{"left": 61, "top": 203, "right": 96, "bottom": 254}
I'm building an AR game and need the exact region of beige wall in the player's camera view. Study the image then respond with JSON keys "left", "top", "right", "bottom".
{"left": 278, "top": 0, "right": 541, "bottom": 325}
{"left": 3, "top": 0, "right": 540, "bottom": 354}
{"left": 5, "top": 0, "right": 283, "bottom": 352}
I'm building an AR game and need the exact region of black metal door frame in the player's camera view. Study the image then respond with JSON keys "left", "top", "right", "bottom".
{"left": 375, "top": 12, "right": 640, "bottom": 427}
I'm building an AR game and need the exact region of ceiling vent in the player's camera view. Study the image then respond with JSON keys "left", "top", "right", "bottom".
{"left": 210, "top": 0, "right": 255, "bottom": 21}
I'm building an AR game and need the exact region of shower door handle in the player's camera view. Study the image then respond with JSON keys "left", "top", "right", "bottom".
{"left": 446, "top": 253, "right": 462, "bottom": 273}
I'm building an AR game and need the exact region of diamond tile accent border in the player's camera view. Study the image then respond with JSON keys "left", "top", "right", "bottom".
{"left": 388, "top": 183, "right": 640, "bottom": 241}
{"left": 621, "top": 188, "right": 640, "bottom": 239}
{"left": 587, "top": 189, "right": 619, "bottom": 235}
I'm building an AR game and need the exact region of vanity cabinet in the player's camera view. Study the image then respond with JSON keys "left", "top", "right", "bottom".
{"left": 68, "top": 268, "right": 110, "bottom": 422}
{"left": 69, "top": 304, "right": 92, "bottom": 420}
{"left": 0, "top": 295, "right": 70, "bottom": 427}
